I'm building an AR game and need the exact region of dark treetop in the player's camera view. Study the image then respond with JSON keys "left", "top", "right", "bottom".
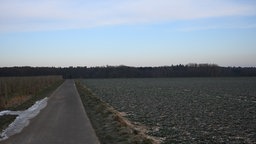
{"left": 1, "top": 64, "right": 256, "bottom": 78}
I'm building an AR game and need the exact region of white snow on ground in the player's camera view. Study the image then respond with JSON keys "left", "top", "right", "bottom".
{"left": 0, "top": 110, "right": 22, "bottom": 116}
{"left": 0, "top": 97, "right": 48, "bottom": 141}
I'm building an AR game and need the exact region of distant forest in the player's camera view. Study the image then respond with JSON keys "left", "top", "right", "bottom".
{"left": 0, "top": 64, "right": 256, "bottom": 78}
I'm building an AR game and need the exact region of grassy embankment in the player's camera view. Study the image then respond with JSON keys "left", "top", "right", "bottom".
{"left": 76, "top": 80, "right": 158, "bottom": 144}
{"left": 0, "top": 76, "right": 64, "bottom": 132}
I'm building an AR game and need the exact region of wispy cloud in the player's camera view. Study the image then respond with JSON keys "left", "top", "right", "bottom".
{"left": 0, "top": 0, "right": 255, "bottom": 32}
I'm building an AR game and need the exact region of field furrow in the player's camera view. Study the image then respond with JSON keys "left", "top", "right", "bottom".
{"left": 80, "top": 78, "right": 256, "bottom": 143}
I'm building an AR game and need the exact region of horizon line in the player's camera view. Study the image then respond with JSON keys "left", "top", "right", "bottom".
{"left": 1, "top": 64, "right": 255, "bottom": 68}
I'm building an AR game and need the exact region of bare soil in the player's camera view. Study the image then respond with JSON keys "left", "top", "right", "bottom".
{"left": 76, "top": 81, "right": 158, "bottom": 144}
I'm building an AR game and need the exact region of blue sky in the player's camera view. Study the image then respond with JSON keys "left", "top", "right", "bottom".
{"left": 1, "top": 0, "right": 256, "bottom": 67}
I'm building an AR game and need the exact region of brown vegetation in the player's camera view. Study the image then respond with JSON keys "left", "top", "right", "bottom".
{"left": 0, "top": 76, "right": 63, "bottom": 110}
{"left": 0, "top": 76, "right": 63, "bottom": 132}
{"left": 2, "top": 95, "right": 31, "bottom": 109}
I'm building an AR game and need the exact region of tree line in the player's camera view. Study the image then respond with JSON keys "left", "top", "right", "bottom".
{"left": 0, "top": 64, "right": 256, "bottom": 79}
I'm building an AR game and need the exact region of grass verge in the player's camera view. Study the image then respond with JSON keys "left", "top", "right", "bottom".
{"left": 76, "top": 81, "right": 158, "bottom": 144}
{"left": 0, "top": 115, "right": 17, "bottom": 133}
{"left": 10, "top": 80, "right": 64, "bottom": 111}
{"left": 0, "top": 80, "right": 64, "bottom": 132}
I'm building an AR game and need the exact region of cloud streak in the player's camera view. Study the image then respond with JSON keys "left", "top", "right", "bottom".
{"left": 0, "top": 0, "right": 255, "bottom": 32}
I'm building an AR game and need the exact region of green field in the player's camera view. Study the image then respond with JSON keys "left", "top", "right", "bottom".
{"left": 81, "top": 78, "right": 256, "bottom": 143}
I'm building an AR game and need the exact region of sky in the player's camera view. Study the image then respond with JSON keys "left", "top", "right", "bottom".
{"left": 1, "top": 0, "right": 256, "bottom": 67}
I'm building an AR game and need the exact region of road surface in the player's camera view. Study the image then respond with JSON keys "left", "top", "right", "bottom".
{"left": 1, "top": 80, "right": 100, "bottom": 144}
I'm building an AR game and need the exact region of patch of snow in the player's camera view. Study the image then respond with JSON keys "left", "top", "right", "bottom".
{"left": 0, "top": 110, "right": 22, "bottom": 116}
{"left": 0, "top": 97, "right": 48, "bottom": 141}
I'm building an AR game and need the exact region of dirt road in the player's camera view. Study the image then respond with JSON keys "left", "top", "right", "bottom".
{"left": 1, "top": 80, "right": 100, "bottom": 144}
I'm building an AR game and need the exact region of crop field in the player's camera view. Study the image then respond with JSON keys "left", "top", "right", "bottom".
{"left": 0, "top": 76, "right": 63, "bottom": 110}
{"left": 81, "top": 78, "right": 256, "bottom": 143}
